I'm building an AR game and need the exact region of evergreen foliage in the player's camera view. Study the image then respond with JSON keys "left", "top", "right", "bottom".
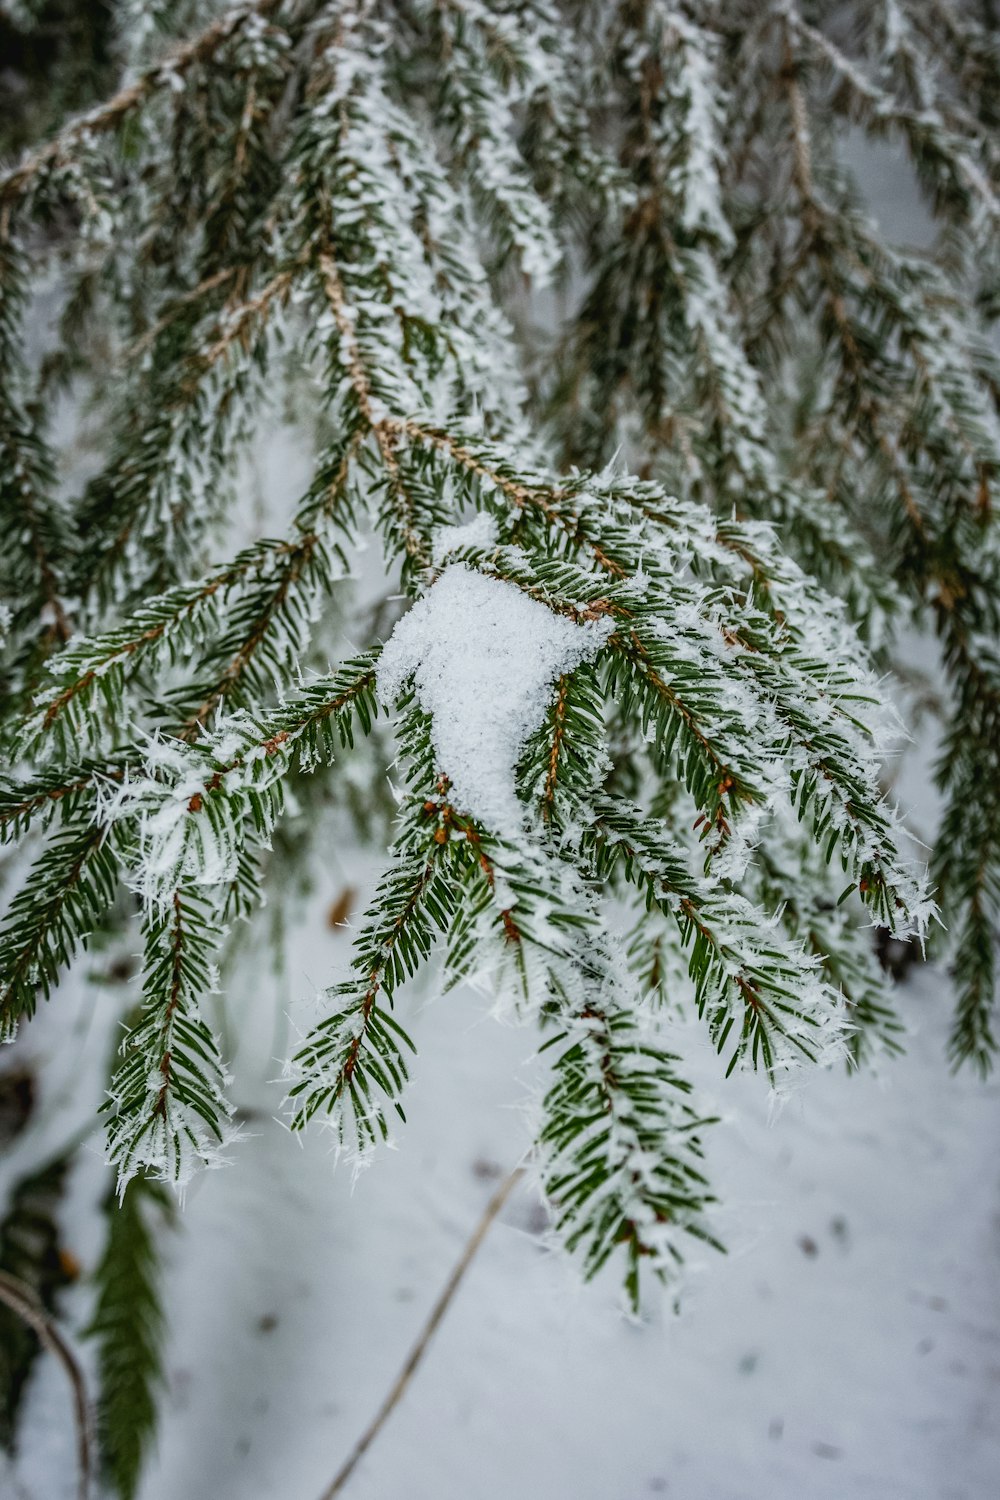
{"left": 0, "top": 0, "right": 997, "bottom": 1477}
{"left": 85, "top": 1174, "right": 173, "bottom": 1500}
{"left": 0, "top": 0, "right": 115, "bottom": 160}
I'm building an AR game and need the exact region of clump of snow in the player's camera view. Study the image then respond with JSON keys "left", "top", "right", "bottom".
{"left": 433, "top": 513, "right": 498, "bottom": 562}
{"left": 378, "top": 565, "right": 611, "bottom": 835}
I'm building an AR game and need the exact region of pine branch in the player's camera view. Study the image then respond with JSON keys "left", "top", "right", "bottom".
{"left": 0, "top": 235, "right": 72, "bottom": 681}
{"left": 70, "top": 260, "right": 295, "bottom": 612}
{"left": 17, "top": 425, "right": 363, "bottom": 757}
{"left": 85, "top": 1174, "right": 173, "bottom": 1500}
{"left": 0, "top": 759, "right": 129, "bottom": 842}
{"left": 285, "top": 840, "right": 447, "bottom": 1146}
{"left": 318, "top": 250, "right": 432, "bottom": 575}
{"left": 0, "top": 0, "right": 984, "bottom": 1310}
{"left": 0, "top": 818, "right": 119, "bottom": 1040}
{"left": 785, "top": 6, "right": 1000, "bottom": 236}
{"left": 746, "top": 813, "right": 905, "bottom": 1067}
{"left": 104, "top": 888, "right": 234, "bottom": 1191}
{"left": 589, "top": 795, "right": 847, "bottom": 1079}
{"left": 539, "top": 947, "right": 721, "bottom": 1308}
{"left": 0, "top": 0, "right": 291, "bottom": 209}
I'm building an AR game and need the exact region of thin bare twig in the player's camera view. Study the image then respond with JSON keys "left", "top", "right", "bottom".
{"left": 0, "top": 1268, "right": 94, "bottom": 1500}
{"left": 316, "top": 1165, "right": 525, "bottom": 1500}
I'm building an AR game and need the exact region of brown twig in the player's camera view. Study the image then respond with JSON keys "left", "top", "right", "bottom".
{"left": 316, "top": 1165, "right": 525, "bottom": 1500}
{"left": 0, "top": 1268, "right": 94, "bottom": 1500}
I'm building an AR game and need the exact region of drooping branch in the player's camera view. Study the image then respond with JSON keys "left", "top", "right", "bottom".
{"left": 0, "top": 0, "right": 292, "bottom": 211}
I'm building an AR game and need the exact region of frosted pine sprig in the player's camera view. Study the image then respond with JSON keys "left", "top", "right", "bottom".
{"left": 3, "top": 0, "right": 983, "bottom": 1327}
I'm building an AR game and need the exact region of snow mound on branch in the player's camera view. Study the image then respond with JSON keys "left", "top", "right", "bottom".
{"left": 433, "top": 513, "right": 498, "bottom": 562}
{"left": 378, "top": 565, "right": 611, "bottom": 835}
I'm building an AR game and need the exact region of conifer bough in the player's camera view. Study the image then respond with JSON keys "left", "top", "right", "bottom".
{"left": 2, "top": 0, "right": 997, "bottom": 1335}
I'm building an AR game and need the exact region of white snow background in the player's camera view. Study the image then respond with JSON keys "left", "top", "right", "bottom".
{"left": 2, "top": 126, "right": 1000, "bottom": 1500}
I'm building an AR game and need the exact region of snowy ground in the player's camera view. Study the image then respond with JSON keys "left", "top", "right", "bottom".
{"left": 6, "top": 849, "right": 1000, "bottom": 1500}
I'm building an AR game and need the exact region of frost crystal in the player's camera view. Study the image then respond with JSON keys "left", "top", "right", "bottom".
{"left": 378, "top": 565, "right": 611, "bottom": 835}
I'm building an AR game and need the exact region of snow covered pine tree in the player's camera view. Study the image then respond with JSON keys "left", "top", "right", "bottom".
{"left": 0, "top": 0, "right": 996, "bottom": 1492}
